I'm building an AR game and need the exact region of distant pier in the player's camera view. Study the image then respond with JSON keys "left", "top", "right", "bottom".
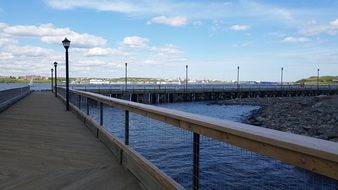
{"left": 80, "top": 85, "right": 338, "bottom": 104}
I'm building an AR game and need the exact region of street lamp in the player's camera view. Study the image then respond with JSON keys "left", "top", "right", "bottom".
{"left": 51, "top": 68, "right": 54, "bottom": 93}
{"left": 54, "top": 62, "right": 57, "bottom": 97}
{"left": 237, "top": 66, "right": 240, "bottom": 90}
{"left": 125, "top": 62, "right": 128, "bottom": 91}
{"left": 185, "top": 65, "right": 188, "bottom": 91}
{"left": 62, "top": 37, "right": 71, "bottom": 111}
{"left": 281, "top": 67, "right": 284, "bottom": 89}
{"left": 317, "top": 68, "right": 320, "bottom": 91}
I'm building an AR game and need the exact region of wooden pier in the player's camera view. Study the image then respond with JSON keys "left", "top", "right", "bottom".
{"left": 81, "top": 86, "right": 338, "bottom": 104}
{"left": 1, "top": 87, "right": 337, "bottom": 189}
{"left": 0, "top": 92, "right": 142, "bottom": 189}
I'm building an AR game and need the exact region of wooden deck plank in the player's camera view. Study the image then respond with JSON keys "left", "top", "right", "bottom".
{"left": 0, "top": 92, "right": 142, "bottom": 190}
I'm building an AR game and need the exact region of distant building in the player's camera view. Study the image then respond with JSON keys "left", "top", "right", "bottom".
{"left": 18, "top": 75, "right": 48, "bottom": 80}
{"left": 89, "top": 79, "right": 110, "bottom": 84}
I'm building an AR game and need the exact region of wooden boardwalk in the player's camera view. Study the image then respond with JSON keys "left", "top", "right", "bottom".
{"left": 0, "top": 92, "right": 142, "bottom": 190}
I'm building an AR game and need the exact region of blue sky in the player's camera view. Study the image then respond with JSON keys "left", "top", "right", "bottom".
{"left": 0, "top": 0, "right": 338, "bottom": 82}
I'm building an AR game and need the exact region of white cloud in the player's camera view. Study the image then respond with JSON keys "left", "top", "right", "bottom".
{"left": 0, "top": 23, "right": 8, "bottom": 30}
{"left": 330, "top": 19, "right": 338, "bottom": 27}
{"left": 0, "top": 52, "right": 13, "bottom": 60}
{"left": 47, "top": 0, "right": 139, "bottom": 13}
{"left": 0, "top": 21, "right": 187, "bottom": 77}
{"left": 147, "top": 16, "right": 187, "bottom": 27}
{"left": 282, "top": 37, "right": 309, "bottom": 43}
{"left": 299, "top": 26, "right": 327, "bottom": 36}
{"left": 3, "top": 23, "right": 107, "bottom": 48}
{"left": 121, "top": 36, "right": 149, "bottom": 48}
{"left": 41, "top": 34, "right": 106, "bottom": 48}
{"left": 233, "top": 41, "right": 254, "bottom": 47}
{"left": 0, "top": 44, "right": 63, "bottom": 76}
{"left": 230, "top": 24, "right": 250, "bottom": 31}
{"left": 0, "top": 36, "right": 14, "bottom": 47}
{"left": 83, "top": 47, "right": 128, "bottom": 57}
{"left": 143, "top": 44, "right": 186, "bottom": 65}
{"left": 76, "top": 60, "right": 108, "bottom": 67}
{"left": 46, "top": 0, "right": 296, "bottom": 22}
{"left": 299, "top": 18, "right": 338, "bottom": 36}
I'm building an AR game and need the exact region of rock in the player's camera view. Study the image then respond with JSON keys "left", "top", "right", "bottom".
{"left": 328, "top": 119, "right": 336, "bottom": 124}
{"left": 302, "top": 126, "right": 312, "bottom": 131}
{"left": 218, "top": 95, "right": 338, "bottom": 142}
{"left": 314, "top": 95, "right": 329, "bottom": 101}
{"left": 329, "top": 137, "right": 338, "bottom": 142}
{"left": 255, "top": 116, "right": 265, "bottom": 122}
{"left": 323, "top": 115, "right": 331, "bottom": 122}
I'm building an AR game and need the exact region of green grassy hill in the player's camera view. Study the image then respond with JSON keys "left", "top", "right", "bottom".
{"left": 296, "top": 76, "right": 338, "bottom": 85}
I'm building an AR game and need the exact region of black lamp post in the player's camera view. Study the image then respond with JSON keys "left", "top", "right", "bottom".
{"left": 317, "top": 68, "right": 320, "bottom": 91}
{"left": 51, "top": 68, "right": 54, "bottom": 93}
{"left": 62, "top": 38, "right": 71, "bottom": 111}
{"left": 125, "top": 62, "right": 128, "bottom": 91}
{"left": 54, "top": 62, "right": 57, "bottom": 97}
{"left": 237, "top": 66, "right": 240, "bottom": 90}
{"left": 281, "top": 67, "right": 284, "bottom": 89}
{"left": 185, "top": 65, "right": 188, "bottom": 91}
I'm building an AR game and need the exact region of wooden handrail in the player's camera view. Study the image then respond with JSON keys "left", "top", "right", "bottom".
{"left": 63, "top": 87, "right": 338, "bottom": 181}
{"left": 75, "top": 86, "right": 338, "bottom": 93}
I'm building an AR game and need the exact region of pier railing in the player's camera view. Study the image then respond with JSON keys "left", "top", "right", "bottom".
{"left": 70, "top": 83, "right": 338, "bottom": 92}
{"left": 0, "top": 86, "right": 30, "bottom": 112}
{"left": 57, "top": 87, "right": 338, "bottom": 189}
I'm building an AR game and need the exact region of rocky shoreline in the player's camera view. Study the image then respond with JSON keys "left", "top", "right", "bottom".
{"left": 212, "top": 95, "right": 338, "bottom": 142}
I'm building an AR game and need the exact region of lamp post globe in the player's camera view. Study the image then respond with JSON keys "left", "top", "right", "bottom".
{"left": 62, "top": 38, "right": 71, "bottom": 111}
{"left": 62, "top": 38, "right": 70, "bottom": 49}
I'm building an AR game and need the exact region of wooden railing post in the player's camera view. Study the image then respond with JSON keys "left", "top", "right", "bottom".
{"left": 125, "top": 110, "right": 129, "bottom": 145}
{"left": 193, "top": 132, "right": 200, "bottom": 190}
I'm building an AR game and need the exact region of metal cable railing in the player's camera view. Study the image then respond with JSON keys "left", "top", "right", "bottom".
{"left": 0, "top": 86, "right": 30, "bottom": 112}
{"left": 58, "top": 87, "right": 338, "bottom": 189}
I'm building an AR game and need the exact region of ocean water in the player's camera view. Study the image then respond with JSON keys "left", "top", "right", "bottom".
{"left": 74, "top": 98, "right": 337, "bottom": 190}
{"left": 0, "top": 83, "right": 27, "bottom": 91}
{"left": 0, "top": 83, "right": 50, "bottom": 91}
